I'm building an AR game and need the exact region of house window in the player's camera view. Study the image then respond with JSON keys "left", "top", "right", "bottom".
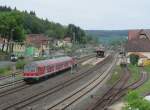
{"left": 139, "top": 34, "right": 147, "bottom": 39}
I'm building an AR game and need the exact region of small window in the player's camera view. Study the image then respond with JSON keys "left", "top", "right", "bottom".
{"left": 24, "top": 65, "right": 36, "bottom": 72}
{"left": 139, "top": 34, "right": 147, "bottom": 39}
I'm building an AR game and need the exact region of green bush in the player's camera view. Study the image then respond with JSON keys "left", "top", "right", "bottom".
{"left": 124, "top": 91, "right": 150, "bottom": 110}
{"left": 16, "top": 60, "right": 27, "bottom": 69}
{"left": 129, "top": 54, "right": 139, "bottom": 65}
{"left": 18, "top": 56, "right": 25, "bottom": 60}
{"left": 0, "top": 68, "right": 7, "bottom": 75}
{"left": 0, "top": 66, "right": 11, "bottom": 75}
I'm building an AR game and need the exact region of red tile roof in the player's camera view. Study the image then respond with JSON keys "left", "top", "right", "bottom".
{"left": 126, "top": 38, "right": 150, "bottom": 52}
{"left": 63, "top": 37, "right": 71, "bottom": 43}
{"left": 26, "top": 34, "right": 49, "bottom": 47}
{"left": 128, "top": 29, "right": 150, "bottom": 40}
{"left": 126, "top": 29, "right": 150, "bottom": 52}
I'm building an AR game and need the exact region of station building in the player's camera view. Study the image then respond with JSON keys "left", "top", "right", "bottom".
{"left": 126, "top": 29, "right": 150, "bottom": 65}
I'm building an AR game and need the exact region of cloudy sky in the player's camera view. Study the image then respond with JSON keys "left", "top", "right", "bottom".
{"left": 0, "top": 0, "right": 149, "bottom": 30}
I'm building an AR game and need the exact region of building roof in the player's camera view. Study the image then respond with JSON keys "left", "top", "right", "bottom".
{"left": 26, "top": 34, "right": 50, "bottom": 47}
{"left": 63, "top": 37, "right": 72, "bottom": 43}
{"left": 126, "top": 29, "right": 150, "bottom": 52}
{"left": 128, "top": 29, "right": 150, "bottom": 40}
{"left": 126, "top": 38, "right": 150, "bottom": 52}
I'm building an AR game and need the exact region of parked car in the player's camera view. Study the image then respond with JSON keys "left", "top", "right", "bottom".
{"left": 10, "top": 54, "right": 18, "bottom": 62}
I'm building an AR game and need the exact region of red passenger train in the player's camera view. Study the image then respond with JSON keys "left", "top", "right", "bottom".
{"left": 23, "top": 56, "right": 76, "bottom": 82}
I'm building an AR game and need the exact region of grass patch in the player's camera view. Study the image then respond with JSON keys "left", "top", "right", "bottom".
{"left": 0, "top": 66, "right": 11, "bottom": 75}
{"left": 128, "top": 64, "right": 140, "bottom": 84}
{"left": 129, "top": 65, "right": 150, "bottom": 94}
{"left": 16, "top": 60, "right": 27, "bottom": 70}
{"left": 135, "top": 79, "right": 150, "bottom": 94}
{"left": 133, "top": 65, "right": 150, "bottom": 94}
{"left": 124, "top": 91, "right": 150, "bottom": 110}
{"left": 107, "top": 66, "right": 122, "bottom": 85}
{"left": 144, "top": 65, "right": 150, "bottom": 73}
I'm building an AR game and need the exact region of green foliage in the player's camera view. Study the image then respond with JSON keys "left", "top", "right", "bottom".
{"left": 0, "top": 6, "right": 12, "bottom": 12}
{"left": 16, "top": 60, "right": 27, "bottom": 69}
{"left": 129, "top": 54, "right": 139, "bottom": 65}
{"left": 144, "top": 65, "right": 150, "bottom": 73}
{"left": 128, "top": 64, "right": 140, "bottom": 84}
{"left": 66, "top": 24, "right": 90, "bottom": 44}
{"left": 0, "top": 66, "right": 11, "bottom": 75}
{"left": 0, "top": 5, "right": 96, "bottom": 45}
{"left": 124, "top": 91, "right": 150, "bottom": 110}
{"left": 0, "top": 11, "right": 25, "bottom": 42}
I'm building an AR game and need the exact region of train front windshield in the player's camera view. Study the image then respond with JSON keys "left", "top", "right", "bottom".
{"left": 24, "top": 65, "right": 37, "bottom": 72}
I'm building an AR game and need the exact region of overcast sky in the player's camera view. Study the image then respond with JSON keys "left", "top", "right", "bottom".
{"left": 0, "top": 0, "right": 150, "bottom": 30}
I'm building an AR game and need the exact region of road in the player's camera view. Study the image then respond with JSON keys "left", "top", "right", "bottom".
{"left": 0, "top": 61, "right": 15, "bottom": 68}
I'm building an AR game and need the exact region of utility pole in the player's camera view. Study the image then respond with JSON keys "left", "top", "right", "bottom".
{"left": 9, "top": 29, "right": 14, "bottom": 55}
{"left": 71, "top": 32, "right": 75, "bottom": 57}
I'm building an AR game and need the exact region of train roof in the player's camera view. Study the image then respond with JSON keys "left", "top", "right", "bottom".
{"left": 29, "top": 56, "right": 72, "bottom": 66}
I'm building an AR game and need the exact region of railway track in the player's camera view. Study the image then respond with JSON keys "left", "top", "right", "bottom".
{"left": 0, "top": 79, "right": 24, "bottom": 89}
{"left": 112, "top": 69, "right": 148, "bottom": 103}
{"left": 0, "top": 71, "right": 22, "bottom": 80}
{"left": 77, "top": 54, "right": 95, "bottom": 64}
{"left": 0, "top": 55, "right": 113, "bottom": 110}
{"left": 87, "top": 67, "right": 131, "bottom": 110}
{"left": 87, "top": 67, "right": 148, "bottom": 110}
{"left": 47, "top": 55, "right": 117, "bottom": 110}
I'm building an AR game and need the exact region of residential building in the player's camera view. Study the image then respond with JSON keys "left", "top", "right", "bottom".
{"left": 126, "top": 29, "right": 150, "bottom": 65}
{"left": 26, "top": 34, "right": 50, "bottom": 56}
{"left": 13, "top": 42, "right": 26, "bottom": 56}
{"left": 63, "top": 37, "right": 72, "bottom": 47}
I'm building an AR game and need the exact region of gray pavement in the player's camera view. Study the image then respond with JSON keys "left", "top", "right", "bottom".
{"left": 0, "top": 61, "right": 15, "bottom": 68}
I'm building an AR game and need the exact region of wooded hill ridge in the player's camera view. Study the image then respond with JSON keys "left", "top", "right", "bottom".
{"left": 85, "top": 30, "right": 128, "bottom": 44}
{"left": 0, "top": 6, "right": 96, "bottom": 44}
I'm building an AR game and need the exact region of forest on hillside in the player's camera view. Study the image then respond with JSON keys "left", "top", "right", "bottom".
{"left": 0, "top": 6, "right": 96, "bottom": 45}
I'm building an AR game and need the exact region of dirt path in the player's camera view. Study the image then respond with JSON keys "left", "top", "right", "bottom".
{"left": 108, "top": 102, "right": 125, "bottom": 110}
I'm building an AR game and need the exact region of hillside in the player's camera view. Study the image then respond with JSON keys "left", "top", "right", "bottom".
{"left": 85, "top": 30, "right": 128, "bottom": 44}
{"left": 0, "top": 6, "right": 93, "bottom": 45}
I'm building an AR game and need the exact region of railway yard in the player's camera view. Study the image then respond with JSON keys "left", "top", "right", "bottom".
{"left": 1, "top": 1, "right": 150, "bottom": 110}
{"left": 0, "top": 51, "right": 149, "bottom": 110}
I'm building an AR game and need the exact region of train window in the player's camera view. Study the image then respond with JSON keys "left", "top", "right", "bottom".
{"left": 46, "top": 65, "right": 55, "bottom": 72}
{"left": 24, "top": 65, "right": 37, "bottom": 72}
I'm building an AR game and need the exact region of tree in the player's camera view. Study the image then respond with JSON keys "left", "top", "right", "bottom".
{"left": 45, "top": 30, "right": 57, "bottom": 38}
{"left": 66, "top": 24, "right": 87, "bottom": 44}
{"left": 0, "top": 11, "right": 25, "bottom": 53}
{"left": 129, "top": 54, "right": 139, "bottom": 65}
{"left": 29, "top": 11, "right": 36, "bottom": 16}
